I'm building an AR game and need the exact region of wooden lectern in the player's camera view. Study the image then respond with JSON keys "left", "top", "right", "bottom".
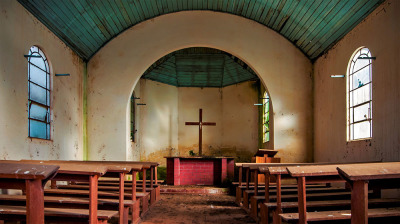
{"left": 252, "top": 149, "right": 280, "bottom": 182}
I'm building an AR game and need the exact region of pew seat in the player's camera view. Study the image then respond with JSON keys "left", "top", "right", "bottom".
{"left": 280, "top": 207, "right": 400, "bottom": 223}
{"left": 0, "top": 205, "right": 118, "bottom": 223}
{"left": 45, "top": 188, "right": 149, "bottom": 216}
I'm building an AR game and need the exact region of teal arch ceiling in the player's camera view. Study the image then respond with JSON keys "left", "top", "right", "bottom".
{"left": 142, "top": 47, "right": 259, "bottom": 88}
{"left": 18, "top": 0, "right": 384, "bottom": 61}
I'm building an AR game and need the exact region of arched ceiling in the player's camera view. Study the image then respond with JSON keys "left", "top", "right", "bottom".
{"left": 142, "top": 47, "right": 259, "bottom": 88}
{"left": 18, "top": 0, "right": 384, "bottom": 61}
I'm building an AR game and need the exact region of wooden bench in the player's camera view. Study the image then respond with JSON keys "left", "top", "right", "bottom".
{"left": 269, "top": 198, "right": 400, "bottom": 223}
{"left": 19, "top": 160, "right": 121, "bottom": 224}
{"left": 337, "top": 162, "right": 400, "bottom": 224}
{"left": 0, "top": 205, "right": 118, "bottom": 224}
{"left": 280, "top": 207, "right": 400, "bottom": 223}
{"left": 65, "top": 160, "right": 160, "bottom": 205}
{"left": 0, "top": 161, "right": 59, "bottom": 223}
{"left": 283, "top": 163, "right": 388, "bottom": 224}
{"left": 46, "top": 160, "right": 146, "bottom": 222}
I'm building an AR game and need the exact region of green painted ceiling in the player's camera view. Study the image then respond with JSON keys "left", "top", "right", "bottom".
{"left": 142, "top": 47, "right": 258, "bottom": 87}
{"left": 18, "top": 0, "right": 384, "bottom": 61}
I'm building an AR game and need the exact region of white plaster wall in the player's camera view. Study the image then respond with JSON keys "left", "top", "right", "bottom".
{"left": 0, "top": 1, "right": 84, "bottom": 160}
{"left": 88, "top": 11, "right": 313, "bottom": 162}
{"left": 314, "top": 0, "right": 400, "bottom": 162}
{"left": 134, "top": 79, "right": 259, "bottom": 166}
{"left": 136, "top": 79, "right": 179, "bottom": 163}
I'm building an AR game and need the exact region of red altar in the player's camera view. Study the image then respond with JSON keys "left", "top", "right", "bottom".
{"left": 166, "top": 157, "right": 234, "bottom": 186}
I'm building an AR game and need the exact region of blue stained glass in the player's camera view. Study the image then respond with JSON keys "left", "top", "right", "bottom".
{"left": 29, "top": 103, "right": 48, "bottom": 121}
{"left": 29, "top": 120, "right": 47, "bottom": 139}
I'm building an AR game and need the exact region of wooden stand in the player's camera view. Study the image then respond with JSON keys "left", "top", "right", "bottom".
{"left": 252, "top": 149, "right": 280, "bottom": 183}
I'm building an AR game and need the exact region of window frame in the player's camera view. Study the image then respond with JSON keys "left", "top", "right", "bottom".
{"left": 28, "top": 46, "right": 51, "bottom": 140}
{"left": 263, "top": 91, "right": 270, "bottom": 143}
{"left": 347, "top": 47, "right": 373, "bottom": 141}
{"left": 130, "top": 92, "right": 136, "bottom": 142}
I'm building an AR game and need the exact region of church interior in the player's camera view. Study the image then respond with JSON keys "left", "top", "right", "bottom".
{"left": 0, "top": 0, "right": 399, "bottom": 223}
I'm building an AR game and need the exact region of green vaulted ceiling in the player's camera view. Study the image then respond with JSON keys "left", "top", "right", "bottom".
{"left": 142, "top": 47, "right": 259, "bottom": 88}
{"left": 18, "top": 0, "right": 384, "bottom": 61}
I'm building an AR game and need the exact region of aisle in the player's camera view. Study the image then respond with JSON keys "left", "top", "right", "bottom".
{"left": 140, "top": 193, "right": 256, "bottom": 224}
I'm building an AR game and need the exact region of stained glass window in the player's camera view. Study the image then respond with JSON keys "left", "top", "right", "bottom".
{"left": 347, "top": 47, "right": 372, "bottom": 141}
{"left": 28, "top": 46, "right": 50, "bottom": 139}
{"left": 263, "top": 91, "right": 270, "bottom": 143}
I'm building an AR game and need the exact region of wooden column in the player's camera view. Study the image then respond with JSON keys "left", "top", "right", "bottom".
{"left": 351, "top": 180, "right": 369, "bottom": 224}
{"left": 298, "top": 176, "right": 307, "bottom": 224}
{"left": 89, "top": 175, "right": 99, "bottom": 224}
{"left": 26, "top": 179, "right": 44, "bottom": 224}
{"left": 131, "top": 171, "right": 137, "bottom": 201}
{"left": 254, "top": 169, "right": 259, "bottom": 196}
{"left": 119, "top": 172, "right": 125, "bottom": 224}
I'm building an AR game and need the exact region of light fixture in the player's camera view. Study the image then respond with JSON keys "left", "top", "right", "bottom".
{"left": 330, "top": 75, "right": 345, "bottom": 78}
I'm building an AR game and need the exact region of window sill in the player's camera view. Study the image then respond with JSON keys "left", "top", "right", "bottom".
{"left": 28, "top": 137, "right": 52, "bottom": 142}
{"left": 347, "top": 137, "right": 371, "bottom": 143}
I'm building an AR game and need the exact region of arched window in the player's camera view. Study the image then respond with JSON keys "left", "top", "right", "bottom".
{"left": 130, "top": 91, "right": 136, "bottom": 142}
{"left": 263, "top": 91, "right": 270, "bottom": 143}
{"left": 28, "top": 46, "right": 51, "bottom": 139}
{"left": 347, "top": 47, "right": 372, "bottom": 141}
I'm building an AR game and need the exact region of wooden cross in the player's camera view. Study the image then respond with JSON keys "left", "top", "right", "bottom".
{"left": 185, "top": 109, "right": 216, "bottom": 156}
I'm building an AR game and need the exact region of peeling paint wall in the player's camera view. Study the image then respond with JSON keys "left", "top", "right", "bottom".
{"left": 88, "top": 11, "right": 313, "bottom": 163}
{"left": 135, "top": 79, "right": 259, "bottom": 166}
{"left": 0, "top": 1, "right": 84, "bottom": 160}
{"left": 314, "top": 1, "right": 400, "bottom": 162}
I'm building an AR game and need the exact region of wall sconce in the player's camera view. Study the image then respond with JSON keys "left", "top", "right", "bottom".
{"left": 330, "top": 75, "right": 345, "bottom": 78}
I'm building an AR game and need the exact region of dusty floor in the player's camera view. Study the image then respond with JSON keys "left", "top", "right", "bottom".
{"left": 140, "top": 193, "right": 256, "bottom": 224}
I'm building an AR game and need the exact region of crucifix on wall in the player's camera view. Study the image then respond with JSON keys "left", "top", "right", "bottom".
{"left": 185, "top": 109, "right": 216, "bottom": 156}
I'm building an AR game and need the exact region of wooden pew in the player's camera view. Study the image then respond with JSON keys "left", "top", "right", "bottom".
{"left": 257, "top": 164, "right": 338, "bottom": 224}
{"left": 48, "top": 160, "right": 156, "bottom": 218}
{"left": 242, "top": 163, "right": 306, "bottom": 212}
{"left": 337, "top": 162, "right": 400, "bottom": 224}
{"left": 280, "top": 163, "right": 396, "bottom": 224}
{"left": 0, "top": 162, "right": 59, "bottom": 223}
{"left": 19, "top": 160, "right": 120, "bottom": 224}
{"left": 46, "top": 160, "right": 145, "bottom": 223}
{"left": 68, "top": 160, "right": 160, "bottom": 205}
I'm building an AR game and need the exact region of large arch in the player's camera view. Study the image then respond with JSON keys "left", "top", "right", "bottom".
{"left": 87, "top": 11, "right": 313, "bottom": 162}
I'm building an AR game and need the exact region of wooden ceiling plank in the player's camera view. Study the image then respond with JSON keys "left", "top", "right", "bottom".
{"left": 309, "top": 0, "right": 382, "bottom": 59}
{"left": 71, "top": 1, "right": 110, "bottom": 41}
{"left": 289, "top": 0, "right": 328, "bottom": 43}
{"left": 263, "top": 0, "right": 280, "bottom": 26}
{"left": 64, "top": 1, "right": 108, "bottom": 46}
{"left": 280, "top": 0, "right": 311, "bottom": 39}
{"left": 297, "top": 0, "right": 342, "bottom": 49}
{"left": 136, "top": 0, "right": 148, "bottom": 19}
{"left": 18, "top": 0, "right": 89, "bottom": 59}
{"left": 252, "top": 0, "right": 268, "bottom": 21}
{"left": 130, "top": 0, "right": 145, "bottom": 21}
{"left": 258, "top": 0, "right": 273, "bottom": 24}
{"left": 36, "top": 0, "right": 96, "bottom": 54}
{"left": 300, "top": 1, "right": 348, "bottom": 54}
{"left": 268, "top": 0, "right": 287, "bottom": 28}
{"left": 306, "top": 0, "right": 373, "bottom": 58}
{"left": 286, "top": 0, "right": 316, "bottom": 41}
{"left": 99, "top": 1, "right": 125, "bottom": 32}
{"left": 90, "top": 0, "right": 120, "bottom": 35}
{"left": 271, "top": 0, "right": 294, "bottom": 30}
{"left": 244, "top": 0, "right": 256, "bottom": 19}
{"left": 117, "top": 0, "right": 136, "bottom": 24}
{"left": 113, "top": 0, "right": 133, "bottom": 27}
{"left": 235, "top": 0, "right": 246, "bottom": 16}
